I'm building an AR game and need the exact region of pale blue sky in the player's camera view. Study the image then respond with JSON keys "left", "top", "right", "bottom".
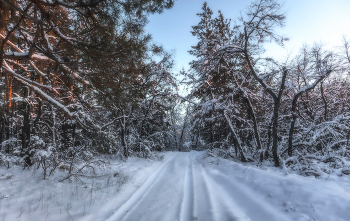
{"left": 145, "top": 0, "right": 350, "bottom": 72}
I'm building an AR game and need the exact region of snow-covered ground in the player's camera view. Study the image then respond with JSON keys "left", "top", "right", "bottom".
{"left": 0, "top": 151, "right": 349, "bottom": 221}
{"left": 0, "top": 156, "right": 166, "bottom": 221}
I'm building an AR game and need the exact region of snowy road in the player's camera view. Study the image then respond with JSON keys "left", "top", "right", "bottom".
{"left": 102, "top": 152, "right": 290, "bottom": 221}
{"left": 2, "top": 151, "right": 349, "bottom": 221}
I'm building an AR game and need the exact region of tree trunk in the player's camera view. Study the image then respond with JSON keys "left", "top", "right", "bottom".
{"left": 224, "top": 110, "right": 247, "bottom": 162}
{"left": 51, "top": 104, "right": 56, "bottom": 148}
{"left": 241, "top": 89, "right": 262, "bottom": 150}
{"left": 0, "top": 119, "right": 3, "bottom": 146}
{"left": 288, "top": 101, "right": 297, "bottom": 157}
{"left": 194, "top": 129, "right": 200, "bottom": 150}
{"left": 320, "top": 82, "right": 328, "bottom": 121}
{"left": 21, "top": 86, "right": 30, "bottom": 152}
{"left": 243, "top": 27, "right": 287, "bottom": 166}
{"left": 121, "top": 124, "right": 128, "bottom": 158}
{"left": 288, "top": 74, "right": 331, "bottom": 157}
{"left": 271, "top": 101, "right": 280, "bottom": 166}
{"left": 179, "top": 107, "right": 189, "bottom": 150}
{"left": 5, "top": 72, "right": 12, "bottom": 153}
{"left": 265, "top": 119, "right": 273, "bottom": 160}
{"left": 271, "top": 70, "right": 287, "bottom": 167}
{"left": 120, "top": 117, "right": 128, "bottom": 159}
{"left": 62, "top": 120, "right": 75, "bottom": 151}
{"left": 33, "top": 98, "right": 42, "bottom": 129}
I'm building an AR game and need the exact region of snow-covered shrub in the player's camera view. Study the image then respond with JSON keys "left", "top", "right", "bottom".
{"left": 284, "top": 153, "right": 350, "bottom": 177}
{"left": 205, "top": 147, "right": 235, "bottom": 159}
{"left": 0, "top": 152, "right": 21, "bottom": 168}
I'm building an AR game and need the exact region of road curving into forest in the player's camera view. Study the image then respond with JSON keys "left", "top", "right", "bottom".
{"left": 104, "top": 151, "right": 290, "bottom": 221}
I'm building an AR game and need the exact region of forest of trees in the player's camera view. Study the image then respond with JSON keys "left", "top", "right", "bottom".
{"left": 0, "top": 0, "right": 181, "bottom": 178}
{"left": 1, "top": 0, "right": 350, "bottom": 178}
{"left": 183, "top": 1, "right": 350, "bottom": 175}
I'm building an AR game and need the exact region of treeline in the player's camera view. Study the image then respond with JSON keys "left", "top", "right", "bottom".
{"left": 183, "top": 0, "right": 350, "bottom": 175}
{"left": 1, "top": 0, "right": 350, "bottom": 178}
{"left": 0, "top": 0, "right": 181, "bottom": 175}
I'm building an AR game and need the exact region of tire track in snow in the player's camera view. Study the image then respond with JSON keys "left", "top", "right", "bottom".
{"left": 180, "top": 152, "right": 194, "bottom": 221}
{"left": 106, "top": 154, "right": 177, "bottom": 221}
{"left": 191, "top": 151, "right": 246, "bottom": 221}
{"left": 205, "top": 168, "right": 291, "bottom": 221}
{"left": 201, "top": 167, "right": 251, "bottom": 221}
{"left": 191, "top": 153, "right": 213, "bottom": 221}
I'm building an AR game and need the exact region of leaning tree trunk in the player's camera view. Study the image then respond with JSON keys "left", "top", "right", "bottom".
{"left": 240, "top": 89, "right": 262, "bottom": 150}
{"left": 224, "top": 110, "right": 247, "bottom": 162}
{"left": 179, "top": 107, "right": 189, "bottom": 150}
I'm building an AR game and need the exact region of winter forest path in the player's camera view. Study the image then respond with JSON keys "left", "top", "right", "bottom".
{"left": 99, "top": 151, "right": 290, "bottom": 221}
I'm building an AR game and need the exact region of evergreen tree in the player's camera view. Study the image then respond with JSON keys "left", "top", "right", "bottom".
{"left": 0, "top": 0, "right": 177, "bottom": 168}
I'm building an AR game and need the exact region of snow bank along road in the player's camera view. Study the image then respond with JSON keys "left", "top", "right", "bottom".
{"left": 84, "top": 151, "right": 293, "bottom": 221}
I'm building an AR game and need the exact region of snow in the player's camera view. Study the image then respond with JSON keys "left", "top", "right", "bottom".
{"left": 88, "top": 152, "right": 350, "bottom": 221}
{"left": 0, "top": 151, "right": 349, "bottom": 221}
{"left": 60, "top": 64, "right": 90, "bottom": 85}
{"left": 198, "top": 153, "right": 350, "bottom": 221}
{"left": 2, "top": 61, "right": 52, "bottom": 91}
{"left": 180, "top": 153, "right": 194, "bottom": 221}
{"left": 4, "top": 52, "right": 29, "bottom": 57}
{"left": 0, "top": 155, "right": 167, "bottom": 221}
{"left": 105, "top": 155, "right": 176, "bottom": 221}
{"left": 4, "top": 52, "right": 51, "bottom": 61}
